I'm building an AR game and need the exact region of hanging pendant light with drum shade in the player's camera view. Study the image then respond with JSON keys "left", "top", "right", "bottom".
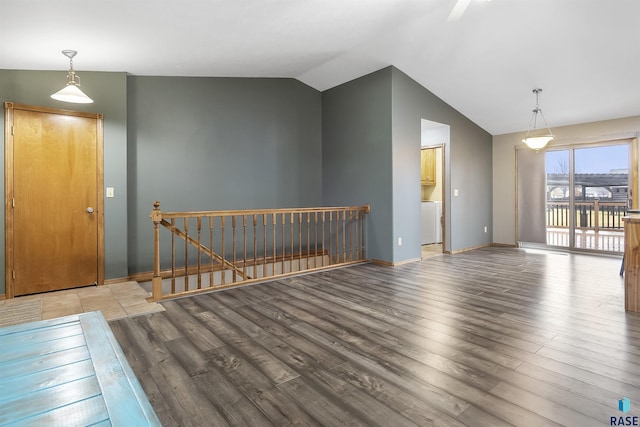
{"left": 50, "top": 50, "right": 93, "bottom": 104}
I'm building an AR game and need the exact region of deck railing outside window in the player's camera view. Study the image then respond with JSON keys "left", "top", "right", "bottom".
{"left": 546, "top": 200, "right": 627, "bottom": 231}
{"left": 149, "top": 202, "right": 370, "bottom": 301}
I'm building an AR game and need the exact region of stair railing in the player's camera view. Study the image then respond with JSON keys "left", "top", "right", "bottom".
{"left": 149, "top": 201, "right": 370, "bottom": 301}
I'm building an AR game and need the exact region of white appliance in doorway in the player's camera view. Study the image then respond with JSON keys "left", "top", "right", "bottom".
{"left": 421, "top": 201, "right": 442, "bottom": 244}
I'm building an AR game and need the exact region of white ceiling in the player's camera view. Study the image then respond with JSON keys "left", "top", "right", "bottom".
{"left": 1, "top": 0, "right": 639, "bottom": 135}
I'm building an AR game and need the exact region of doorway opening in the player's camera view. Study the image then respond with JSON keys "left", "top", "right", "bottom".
{"left": 420, "top": 119, "right": 448, "bottom": 258}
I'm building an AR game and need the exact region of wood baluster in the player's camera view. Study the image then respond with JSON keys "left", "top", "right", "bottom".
{"left": 339, "top": 210, "right": 343, "bottom": 263}
{"left": 321, "top": 211, "right": 326, "bottom": 267}
{"left": 348, "top": 210, "right": 353, "bottom": 261}
{"left": 335, "top": 211, "right": 339, "bottom": 263}
{"left": 362, "top": 204, "right": 369, "bottom": 259}
{"left": 220, "top": 216, "right": 226, "bottom": 285}
{"left": 272, "top": 214, "right": 277, "bottom": 276}
{"left": 306, "top": 212, "right": 311, "bottom": 269}
{"left": 344, "top": 210, "right": 349, "bottom": 262}
{"left": 355, "top": 210, "right": 360, "bottom": 261}
{"left": 242, "top": 215, "right": 247, "bottom": 279}
{"left": 313, "top": 212, "right": 318, "bottom": 268}
{"left": 331, "top": 211, "right": 340, "bottom": 264}
{"left": 281, "top": 213, "right": 286, "bottom": 275}
{"left": 289, "top": 212, "right": 295, "bottom": 271}
{"left": 150, "top": 201, "right": 162, "bottom": 301}
{"left": 253, "top": 214, "right": 258, "bottom": 278}
{"left": 298, "top": 212, "right": 303, "bottom": 271}
{"left": 184, "top": 218, "right": 189, "bottom": 291}
{"left": 262, "top": 214, "right": 267, "bottom": 278}
{"left": 352, "top": 210, "right": 357, "bottom": 260}
{"left": 345, "top": 210, "right": 349, "bottom": 261}
{"left": 232, "top": 216, "right": 237, "bottom": 282}
{"left": 360, "top": 209, "right": 364, "bottom": 260}
{"left": 341, "top": 210, "right": 346, "bottom": 263}
{"left": 196, "top": 217, "right": 202, "bottom": 289}
{"left": 329, "top": 211, "right": 333, "bottom": 264}
{"left": 209, "top": 216, "right": 214, "bottom": 288}
{"left": 170, "top": 218, "right": 176, "bottom": 294}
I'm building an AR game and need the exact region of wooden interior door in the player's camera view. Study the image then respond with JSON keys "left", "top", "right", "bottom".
{"left": 5, "top": 102, "right": 104, "bottom": 297}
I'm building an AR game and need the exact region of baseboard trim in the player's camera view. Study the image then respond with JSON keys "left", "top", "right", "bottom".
{"left": 103, "top": 277, "right": 137, "bottom": 285}
{"left": 450, "top": 243, "right": 492, "bottom": 254}
{"left": 371, "top": 257, "right": 422, "bottom": 267}
{"left": 0, "top": 294, "right": 5, "bottom": 301}
{"left": 491, "top": 242, "right": 517, "bottom": 248}
{"left": 104, "top": 271, "right": 171, "bottom": 285}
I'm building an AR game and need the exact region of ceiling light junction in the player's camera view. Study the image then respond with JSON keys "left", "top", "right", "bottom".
{"left": 522, "top": 88, "right": 553, "bottom": 150}
{"left": 50, "top": 50, "right": 94, "bottom": 104}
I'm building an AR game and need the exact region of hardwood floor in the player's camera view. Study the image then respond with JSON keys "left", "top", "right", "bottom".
{"left": 109, "top": 247, "right": 639, "bottom": 426}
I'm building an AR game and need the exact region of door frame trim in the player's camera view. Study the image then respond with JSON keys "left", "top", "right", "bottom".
{"left": 4, "top": 102, "right": 104, "bottom": 298}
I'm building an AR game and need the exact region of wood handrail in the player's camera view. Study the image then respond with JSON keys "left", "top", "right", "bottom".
{"left": 155, "top": 204, "right": 371, "bottom": 219}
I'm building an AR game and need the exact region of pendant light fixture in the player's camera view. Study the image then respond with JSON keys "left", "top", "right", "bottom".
{"left": 522, "top": 88, "right": 553, "bottom": 150}
{"left": 50, "top": 50, "right": 93, "bottom": 104}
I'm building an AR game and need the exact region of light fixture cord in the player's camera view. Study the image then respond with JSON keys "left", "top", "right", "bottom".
{"left": 525, "top": 89, "right": 553, "bottom": 138}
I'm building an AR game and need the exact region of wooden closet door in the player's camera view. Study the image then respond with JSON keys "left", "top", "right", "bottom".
{"left": 7, "top": 103, "right": 104, "bottom": 296}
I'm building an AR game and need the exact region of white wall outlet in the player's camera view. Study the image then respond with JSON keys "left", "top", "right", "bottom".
{"left": 484, "top": 225, "right": 488, "bottom": 233}
{"left": 106, "top": 187, "right": 115, "bottom": 198}
{"left": 454, "top": 189, "right": 459, "bottom": 197}
{"left": 397, "top": 237, "right": 402, "bottom": 246}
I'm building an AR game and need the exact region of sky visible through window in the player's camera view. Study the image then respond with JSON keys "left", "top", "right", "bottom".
{"left": 545, "top": 144, "right": 628, "bottom": 174}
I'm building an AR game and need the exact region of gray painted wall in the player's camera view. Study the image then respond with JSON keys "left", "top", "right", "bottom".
{"left": 321, "top": 68, "right": 393, "bottom": 262}
{"left": 391, "top": 67, "right": 492, "bottom": 254}
{"left": 127, "top": 76, "right": 322, "bottom": 274}
{"left": 322, "top": 66, "right": 492, "bottom": 264}
{"left": 322, "top": 66, "right": 492, "bottom": 263}
{"left": 0, "top": 70, "right": 128, "bottom": 294}
{"left": 391, "top": 69, "right": 423, "bottom": 262}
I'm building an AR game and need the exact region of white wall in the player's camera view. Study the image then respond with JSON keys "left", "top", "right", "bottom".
{"left": 492, "top": 116, "right": 640, "bottom": 245}
{"left": 421, "top": 121, "right": 450, "bottom": 147}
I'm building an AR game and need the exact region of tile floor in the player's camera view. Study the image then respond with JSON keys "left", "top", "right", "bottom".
{"left": 0, "top": 281, "right": 164, "bottom": 322}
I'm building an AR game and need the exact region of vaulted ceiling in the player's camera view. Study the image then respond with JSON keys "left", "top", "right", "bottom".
{"left": 1, "top": 0, "right": 638, "bottom": 135}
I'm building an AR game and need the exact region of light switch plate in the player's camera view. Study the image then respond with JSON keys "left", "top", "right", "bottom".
{"left": 106, "top": 187, "right": 115, "bottom": 198}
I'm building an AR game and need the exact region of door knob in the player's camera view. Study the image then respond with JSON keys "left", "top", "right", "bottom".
{"left": 86, "top": 207, "right": 94, "bottom": 213}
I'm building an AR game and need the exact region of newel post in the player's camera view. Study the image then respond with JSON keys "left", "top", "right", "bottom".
{"left": 149, "top": 201, "right": 163, "bottom": 301}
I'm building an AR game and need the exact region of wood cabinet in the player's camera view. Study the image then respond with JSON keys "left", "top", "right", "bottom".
{"left": 421, "top": 148, "right": 436, "bottom": 186}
